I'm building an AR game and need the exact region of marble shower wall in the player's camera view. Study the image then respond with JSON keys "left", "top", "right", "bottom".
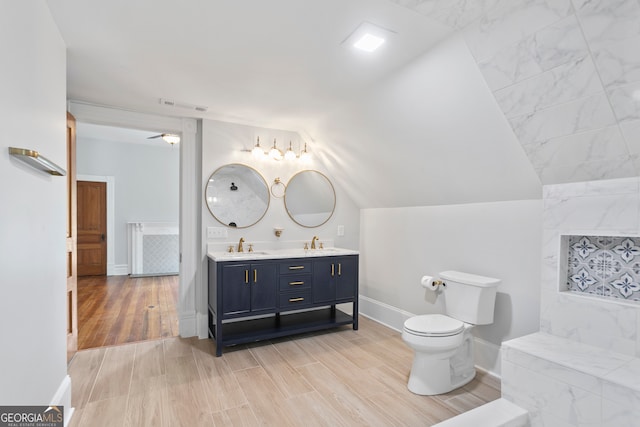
{"left": 541, "top": 177, "right": 640, "bottom": 357}
{"left": 390, "top": 0, "right": 640, "bottom": 185}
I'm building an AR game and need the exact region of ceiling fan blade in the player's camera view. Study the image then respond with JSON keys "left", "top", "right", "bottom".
{"left": 147, "top": 134, "right": 164, "bottom": 139}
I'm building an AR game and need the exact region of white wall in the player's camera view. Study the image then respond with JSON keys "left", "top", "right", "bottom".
{"left": 360, "top": 199, "right": 543, "bottom": 374}
{"left": 308, "top": 34, "right": 542, "bottom": 209}
{"left": 202, "top": 119, "right": 361, "bottom": 250}
{"left": 0, "top": 0, "right": 70, "bottom": 416}
{"left": 76, "top": 137, "right": 179, "bottom": 269}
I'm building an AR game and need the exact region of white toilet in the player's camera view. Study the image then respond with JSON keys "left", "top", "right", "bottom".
{"left": 402, "top": 270, "right": 500, "bottom": 395}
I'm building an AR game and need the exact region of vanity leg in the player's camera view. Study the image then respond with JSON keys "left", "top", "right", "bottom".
{"left": 330, "top": 305, "right": 336, "bottom": 317}
{"left": 275, "top": 312, "right": 281, "bottom": 325}
{"left": 215, "top": 317, "right": 223, "bottom": 357}
{"left": 353, "top": 299, "right": 359, "bottom": 330}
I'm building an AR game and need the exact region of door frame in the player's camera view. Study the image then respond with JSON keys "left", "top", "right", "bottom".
{"left": 69, "top": 101, "right": 202, "bottom": 338}
{"left": 77, "top": 175, "right": 117, "bottom": 275}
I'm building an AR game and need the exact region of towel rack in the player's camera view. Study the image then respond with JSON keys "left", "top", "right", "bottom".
{"left": 8, "top": 147, "right": 66, "bottom": 176}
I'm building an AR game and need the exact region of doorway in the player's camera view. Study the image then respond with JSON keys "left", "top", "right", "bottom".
{"left": 77, "top": 180, "right": 107, "bottom": 276}
{"left": 75, "top": 121, "right": 181, "bottom": 349}
{"left": 68, "top": 101, "right": 202, "bottom": 342}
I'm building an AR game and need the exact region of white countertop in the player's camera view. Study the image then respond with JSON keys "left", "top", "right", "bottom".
{"left": 207, "top": 247, "right": 359, "bottom": 261}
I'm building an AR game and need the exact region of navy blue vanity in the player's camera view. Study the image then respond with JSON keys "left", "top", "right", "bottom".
{"left": 208, "top": 250, "right": 359, "bottom": 356}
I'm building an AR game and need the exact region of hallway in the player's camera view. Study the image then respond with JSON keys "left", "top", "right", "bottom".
{"left": 77, "top": 275, "right": 179, "bottom": 350}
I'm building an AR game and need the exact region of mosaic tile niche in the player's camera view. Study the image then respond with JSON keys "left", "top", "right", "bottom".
{"left": 564, "top": 235, "right": 640, "bottom": 302}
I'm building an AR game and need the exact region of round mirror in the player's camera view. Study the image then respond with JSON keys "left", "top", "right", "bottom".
{"left": 205, "top": 164, "right": 269, "bottom": 228}
{"left": 285, "top": 170, "right": 336, "bottom": 228}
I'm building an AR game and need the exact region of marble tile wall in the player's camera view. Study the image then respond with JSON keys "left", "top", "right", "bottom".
{"left": 541, "top": 177, "right": 640, "bottom": 357}
{"left": 389, "top": 0, "right": 640, "bottom": 185}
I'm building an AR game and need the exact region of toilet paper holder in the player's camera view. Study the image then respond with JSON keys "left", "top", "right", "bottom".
{"left": 421, "top": 275, "right": 446, "bottom": 290}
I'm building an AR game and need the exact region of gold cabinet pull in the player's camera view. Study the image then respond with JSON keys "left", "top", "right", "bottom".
{"left": 289, "top": 266, "right": 305, "bottom": 270}
{"left": 289, "top": 297, "right": 304, "bottom": 302}
{"left": 289, "top": 281, "right": 304, "bottom": 286}
{"left": 254, "top": 269, "right": 257, "bottom": 283}
{"left": 331, "top": 263, "right": 335, "bottom": 277}
{"left": 338, "top": 263, "right": 342, "bottom": 276}
{"left": 245, "top": 270, "right": 249, "bottom": 284}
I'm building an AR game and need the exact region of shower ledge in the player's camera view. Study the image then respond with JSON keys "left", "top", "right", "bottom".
{"left": 501, "top": 332, "right": 640, "bottom": 425}
{"left": 503, "top": 332, "right": 638, "bottom": 387}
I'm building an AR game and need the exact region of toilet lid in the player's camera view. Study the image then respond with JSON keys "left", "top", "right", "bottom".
{"left": 404, "top": 314, "right": 465, "bottom": 337}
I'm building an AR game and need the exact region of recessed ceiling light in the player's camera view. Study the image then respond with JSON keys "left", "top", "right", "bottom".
{"left": 341, "top": 21, "right": 396, "bottom": 54}
{"left": 353, "top": 33, "right": 385, "bottom": 52}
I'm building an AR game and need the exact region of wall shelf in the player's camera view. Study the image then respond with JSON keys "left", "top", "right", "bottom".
{"left": 8, "top": 147, "right": 66, "bottom": 176}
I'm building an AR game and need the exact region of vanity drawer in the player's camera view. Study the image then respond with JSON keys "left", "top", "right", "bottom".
{"left": 279, "top": 274, "right": 312, "bottom": 291}
{"left": 279, "top": 291, "right": 312, "bottom": 310}
{"left": 279, "top": 261, "right": 312, "bottom": 274}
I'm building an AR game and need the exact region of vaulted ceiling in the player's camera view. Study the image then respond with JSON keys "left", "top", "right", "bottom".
{"left": 47, "top": 0, "right": 640, "bottom": 208}
{"left": 392, "top": 0, "right": 640, "bottom": 185}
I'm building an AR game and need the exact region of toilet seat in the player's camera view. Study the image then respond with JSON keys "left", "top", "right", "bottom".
{"left": 404, "top": 314, "right": 465, "bottom": 337}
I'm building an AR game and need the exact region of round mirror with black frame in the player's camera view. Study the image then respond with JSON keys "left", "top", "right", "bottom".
{"left": 285, "top": 170, "right": 336, "bottom": 228}
{"left": 205, "top": 163, "right": 270, "bottom": 228}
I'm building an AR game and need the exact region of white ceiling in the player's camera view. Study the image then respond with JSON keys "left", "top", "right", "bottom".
{"left": 75, "top": 122, "right": 176, "bottom": 147}
{"left": 47, "top": 0, "right": 453, "bottom": 130}
{"left": 47, "top": 0, "right": 547, "bottom": 208}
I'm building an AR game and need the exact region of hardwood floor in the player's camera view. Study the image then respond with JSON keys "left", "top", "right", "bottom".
{"left": 68, "top": 316, "right": 501, "bottom": 426}
{"left": 77, "top": 275, "right": 179, "bottom": 350}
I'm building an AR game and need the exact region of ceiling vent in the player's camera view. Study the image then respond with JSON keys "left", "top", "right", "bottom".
{"left": 159, "top": 98, "right": 208, "bottom": 112}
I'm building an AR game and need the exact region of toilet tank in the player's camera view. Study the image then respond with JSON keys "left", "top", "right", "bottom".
{"left": 439, "top": 270, "right": 500, "bottom": 325}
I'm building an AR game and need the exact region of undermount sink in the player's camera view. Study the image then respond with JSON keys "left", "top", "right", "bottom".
{"left": 225, "top": 251, "right": 270, "bottom": 256}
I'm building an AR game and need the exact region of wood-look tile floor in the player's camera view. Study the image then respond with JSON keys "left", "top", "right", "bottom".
{"left": 68, "top": 316, "right": 501, "bottom": 427}
{"left": 77, "top": 275, "right": 179, "bottom": 350}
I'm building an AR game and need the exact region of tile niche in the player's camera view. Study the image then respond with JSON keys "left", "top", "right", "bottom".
{"left": 561, "top": 235, "right": 640, "bottom": 303}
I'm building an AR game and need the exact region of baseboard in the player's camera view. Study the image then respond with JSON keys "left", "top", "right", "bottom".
{"left": 50, "top": 375, "right": 72, "bottom": 427}
{"left": 474, "top": 337, "right": 502, "bottom": 377}
{"left": 359, "top": 295, "right": 413, "bottom": 332}
{"left": 197, "top": 312, "right": 209, "bottom": 339}
{"left": 108, "top": 264, "right": 128, "bottom": 276}
{"left": 179, "top": 310, "right": 197, "bottom": 337}
{"left": 359, "top": 295, "right": 502, "bottom": 376}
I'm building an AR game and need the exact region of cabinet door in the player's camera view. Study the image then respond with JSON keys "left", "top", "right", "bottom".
{"left": 251, "top": 262, "right": 277, "bottom": 312}
{"left": 312, "top": 258, "right": 337, "bottom": 304}
{"left": 221, "top": 263, "right": 251, "bottom": 315}
{"left": 336, "top": 256, "right": 358, "bottom": 301}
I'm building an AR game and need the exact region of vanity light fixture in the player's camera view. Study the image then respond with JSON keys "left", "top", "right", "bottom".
{"left": 249, "top": 137, "right": 312, "bottom": 162}
{"left": 269, "top": 138, "right": 283, "bottom": 161}
{"left": 299, "top": 142, "right": 312, "bottom": 163}
{"left": 284, "top": 141, "right": 297, "bottom": 161}
{"left": 251, "top": 136, "right": 265, "bottom": 159}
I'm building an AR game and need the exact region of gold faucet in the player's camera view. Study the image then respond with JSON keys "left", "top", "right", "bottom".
{"left": 311, "top": 236, "right": 319, "bottom": 250}
{"left": 237, "top": 237, "right": 245, "bottom": 253}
